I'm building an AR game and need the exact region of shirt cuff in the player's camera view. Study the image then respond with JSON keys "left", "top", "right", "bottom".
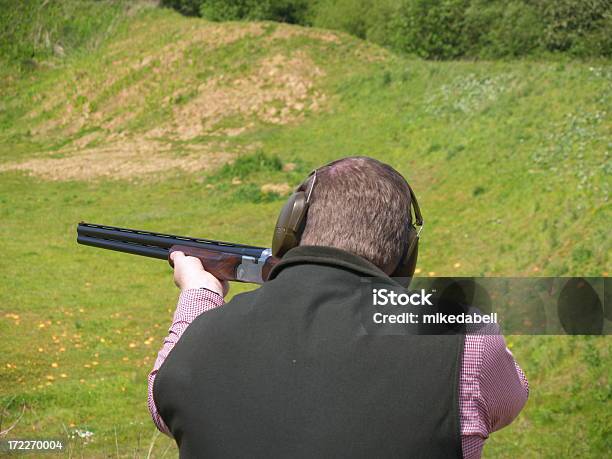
{"left": 172, "top": 288, "right": 225, "bottom": 324}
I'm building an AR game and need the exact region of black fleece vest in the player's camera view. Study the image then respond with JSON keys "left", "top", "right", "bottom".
{"left": 154, "top": 246, "right": 464, "bottom": 459}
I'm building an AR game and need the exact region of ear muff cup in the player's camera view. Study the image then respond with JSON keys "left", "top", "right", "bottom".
{"left": 390, "top": 227, "right": 419, "bottom": 280}
{"left": 272, "top": 190, "right": 309, "bottom": 258}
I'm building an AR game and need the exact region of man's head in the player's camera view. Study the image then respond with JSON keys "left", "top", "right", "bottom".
{"left": 298, "top": 156, "right": 415, "bottom": 274}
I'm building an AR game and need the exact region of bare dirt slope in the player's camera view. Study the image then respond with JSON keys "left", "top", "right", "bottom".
{"left": 0, "top": 11, "right": 387, "bottom": 181}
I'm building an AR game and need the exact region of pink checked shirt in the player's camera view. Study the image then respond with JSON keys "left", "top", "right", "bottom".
{"left": 148, "top": 289, "right": 529, "bottom": 458}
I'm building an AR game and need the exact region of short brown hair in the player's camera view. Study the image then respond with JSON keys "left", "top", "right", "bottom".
{"left": 300, "top": 156, "right": 413, "bottom": 270}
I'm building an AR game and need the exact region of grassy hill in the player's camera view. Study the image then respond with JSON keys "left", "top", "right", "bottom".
{"left": 0, "top": 4, "right": 610, "bottom": 457}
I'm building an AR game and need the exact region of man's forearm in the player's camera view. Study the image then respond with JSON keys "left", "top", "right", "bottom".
{"left": 147, "top": 288, "right": 225, "bottom": 436}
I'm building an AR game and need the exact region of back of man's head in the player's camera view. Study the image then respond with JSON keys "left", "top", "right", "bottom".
{"left": 300, "top": 156, "right": 412, "bottom": 273}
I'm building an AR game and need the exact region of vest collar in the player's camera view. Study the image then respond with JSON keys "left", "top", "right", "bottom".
{"left": 268, "top": 245, "right": 402, "bottom": 286}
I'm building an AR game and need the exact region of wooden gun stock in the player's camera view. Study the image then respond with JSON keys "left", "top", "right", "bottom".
{"left": 169, "top": 245, "right": 279, "bottom": 284}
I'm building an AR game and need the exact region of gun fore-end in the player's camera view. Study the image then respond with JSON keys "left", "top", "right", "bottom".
{"left": 168, "top": 245, "right": 279, "bottom": 284}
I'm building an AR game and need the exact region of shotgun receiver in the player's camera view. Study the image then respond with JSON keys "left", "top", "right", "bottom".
{"left": 76, "top": 222, "right": 279, "bottom": 284}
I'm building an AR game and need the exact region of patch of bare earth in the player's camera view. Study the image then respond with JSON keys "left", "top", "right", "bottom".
{"left": 0, "top": 140, "right": 239, "bottom": 181}
{"left": 149, "top": 50, "right": 326, "bottom": 140}
{"left": 29, "top": 22, "right": 266, "bottom": 137}
{"left": 261, "top": 183, "right": 292, "bottom": 196}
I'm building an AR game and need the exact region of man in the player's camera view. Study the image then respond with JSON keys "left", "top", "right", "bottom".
{"left": 148, "top": 156, "right": 528, "bottom": 458}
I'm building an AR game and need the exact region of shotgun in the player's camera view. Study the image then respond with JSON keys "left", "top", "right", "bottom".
{"left": 76, "top": 222, "right": 279, "bottom": 284}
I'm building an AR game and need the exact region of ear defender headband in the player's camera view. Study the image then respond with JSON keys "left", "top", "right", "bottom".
{"left": 390, "top": 184, "right": 423, "bottom": 281}
{"left": 271, "top": 167, "right": 423, "bottom": 282}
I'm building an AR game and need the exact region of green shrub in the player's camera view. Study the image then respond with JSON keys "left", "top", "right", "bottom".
{"left": 313, "top": 0, "right": 470, "bottom": 58}
{"left": 215, "top": 151, "right": 283, "bottom": 180}
{"left": 310, "top": 0, "right": 611, "bottom": 59}
{"left": 569, "top": 14, "right": 612, "bottom": 58}
{"left": 201, "top": 0, "right": 310, "bottom": 24}
{"left": 538, "top": 0, "right": 612, "bottom": 57}
{"left": 161, "top": 0, "right": 311, "bottom": 23}
{"left": 463, "top": 0, "right": 612, "bottom": 58}
{"left": 390, "top": 0, "right": 470, "bottom": 59}
{"left": 160, "top": 0, "right": 201, "bottom": 17}
{"left": 463, "top": 0, "right": 543, "bottom": 58}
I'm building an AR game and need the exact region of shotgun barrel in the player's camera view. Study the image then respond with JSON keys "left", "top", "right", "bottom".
{"left": 76, "top": 222, "right": 278, "bottom": 284}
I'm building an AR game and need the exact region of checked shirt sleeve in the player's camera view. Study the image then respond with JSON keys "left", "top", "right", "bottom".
{"left": 147, "top": 288, "right": 225, "bottom": 436}
{"left": 460, "top": 331, "right": 529, "bottom": 459}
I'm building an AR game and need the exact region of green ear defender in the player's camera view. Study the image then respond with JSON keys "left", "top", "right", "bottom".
{"left": 272, "top": 170, "right": 316, "bottom": 258}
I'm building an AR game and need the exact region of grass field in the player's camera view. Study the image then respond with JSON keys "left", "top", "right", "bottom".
{"left": 0, "top": 5, "right": 610, "bottom": 458}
